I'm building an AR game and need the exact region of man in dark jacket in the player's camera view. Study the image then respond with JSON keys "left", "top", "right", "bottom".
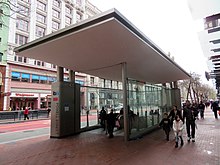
{"left": 183, "top": 100, "right": 199, "bottom": 142}
{"left": 211, "top": 101, "right": 219, "bottom": 119}
{"left": 198, "top": 101, "right": 205, "bottom": 119}
{"left": 100, "top": 107, "right": 107, "bottom": 130}
{"left": 107, "top": 109, "right": 116, "bottom": 138}
{"left": 168, "top": 105, "right": 182, "bottom": 128}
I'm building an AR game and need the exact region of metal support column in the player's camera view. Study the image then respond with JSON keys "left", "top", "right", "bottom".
{"left": 69, "top": 70, "right": 75, "bottom": 83}
{"left": 122, "top": 62, "right": 129, "bottom": 141}
{"left": 57, "top": 66, "right": 64, "bottom": 82}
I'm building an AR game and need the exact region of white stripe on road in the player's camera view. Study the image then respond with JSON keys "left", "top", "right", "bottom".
{"left": 0, "top": 133, "right": 49, "bottom": 144}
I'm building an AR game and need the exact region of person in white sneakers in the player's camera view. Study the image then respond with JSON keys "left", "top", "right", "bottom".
{"left": 183, "top": 100, "right": 199, "bottom": 142}
{"left": 173, "top": 115, "right": 184, "bottom": 148}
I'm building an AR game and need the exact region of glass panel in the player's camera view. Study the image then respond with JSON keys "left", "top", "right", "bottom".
{"left": 39, "top": 76, "right": 47, "bottom": 80}
{"left": 12, "top": 72, "right": 20, "bottom": 78}
{"left": 22, "top": 73, "right": 30, "bottom": 78}
{"left": 32, "top": 75, "right": 39, "bottom": 80}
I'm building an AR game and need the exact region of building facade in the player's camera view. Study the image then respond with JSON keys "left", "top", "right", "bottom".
{"left": 0, "top": 0, "right": 10, "bottom": 111}
{"left": 188, "top": 0, "right": 220, "bottom": 96}
{"left": 2, "top": 0, "right": 101, "bottom": 111}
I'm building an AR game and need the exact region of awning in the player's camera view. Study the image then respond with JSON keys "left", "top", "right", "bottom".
{"left": 14, "top": 8, "right": 190, "bottom": 84}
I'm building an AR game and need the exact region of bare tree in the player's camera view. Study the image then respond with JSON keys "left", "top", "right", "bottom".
{"left": 179, "top": 72, "right": 216, "bottom": 103}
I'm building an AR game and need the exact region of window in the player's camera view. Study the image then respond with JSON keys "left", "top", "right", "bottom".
{"left": 65, "top": 16, "right": 71, "bottom": 24}
{"left": 65, "top": 6, "right": 72, "bottom": 14}
{"left": 32, "top": 74, "right": 39, "bottom": 83}
{"left": 75, "top": 80, "right": 84, "bottom": 85}
{"left": 53, "top": 0, "right": 60, "bottom": 7}
{"left": 90, "top": 77, "right": 94, "bottom": 85}
{"left": 36, "top": 26, "right": 45, "bottom": 37}
{"left": 48, "top": 77, "right": 56, "bottom": 84}
{"left": 0, "top": 52, "right": 3, "bottom": 62}
{"left": 15, "top": 34, "right": 28, "bottom": 45}
{"left": 18, "top": 56, "right": 22, "bottom": 62}
{"left": 36, "top": 13, "right": 46, "bottom": 23}
{"left": 52, "top": 64, "right": 56, "bottom": 69}
{"left": 21, "top": 73, "right": 30, "bottom": 82}
{"left": 34, "top": 60, "right": 45, "bottom": 66}
{"left": 14, "top": 55, "right": 28, "bottom": 63}
{"left": 40, "top": 76, "right": 48, "bottom": 84}
{"left": 76, "top": 12, "right": 82, "bottom": 21}
{"left": 37, "top": 1, "right": 46, "bottom": 11}
{"left": 11, "top": 72, "right": 21, "bottom": 81}
{"left": 52, "top": 9, "right": 60, "bottom": 18}
{"left": 52, "top": 21, "right": 59, "bottom": 29}
{"left": 18, "top": 4, "right": 29, "bottom": 16}
{"left": 16, "top": 19, "right": 29, "bottom": 31}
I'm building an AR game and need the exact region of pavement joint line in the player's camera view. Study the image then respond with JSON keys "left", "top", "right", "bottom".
{"left": 0, "top": 127, "right": 49, "bottom": 135}
{"left": 0, "top": 133, "right": 49, "bottom": 145}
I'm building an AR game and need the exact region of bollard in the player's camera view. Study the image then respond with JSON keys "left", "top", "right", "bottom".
{"left": 145, "top": 111, "right": 148, "bottom": 127}
{"left": 97, "top": 110, "right": 99, "bottom": 124}
{"left": 86, "top": 110, "right": 89, "bottom": 127}
{"left": 137, "top": 112, "right": 139, "bottom": 131}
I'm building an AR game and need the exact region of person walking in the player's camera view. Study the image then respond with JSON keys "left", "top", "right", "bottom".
{"left": 168, "top": 105, "right": 182, "bottom": 128}
{"left": 183, "top": 100, "right": 199, "bottom": 142}
{"left": 198, "top": 101, "right": 205, "bottom": 119}
{"left": 173, "top": 115, "right": 184, "bottom": 148}
{"left": 106, "top": 109, "right": 115, "bottom": 138}
{"left": 99, "top": 107, "right": 107, "bottom": 131}
{"left": 211, "top": 101, "right": 219, "bottom": 119}
{"left": 159, "top": 112, "right": 171, "bottom": 141}
{"left": 24, "top": 107, "right": 29, "bottom": 120}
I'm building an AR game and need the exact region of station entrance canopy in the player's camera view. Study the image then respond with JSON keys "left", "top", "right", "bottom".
{"left": 14, "top": 8, "right": 190, "bottom": 83}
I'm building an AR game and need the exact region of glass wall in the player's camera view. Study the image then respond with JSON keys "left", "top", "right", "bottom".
{"left": 79, "top": 81, "right": 173, "bottom": 140}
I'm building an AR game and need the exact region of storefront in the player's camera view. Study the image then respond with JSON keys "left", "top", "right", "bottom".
{"left": 9, "top": 93, "right": 51, "bottom": 110}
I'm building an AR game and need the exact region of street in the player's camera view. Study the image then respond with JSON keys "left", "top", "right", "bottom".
{"left": 0, "top": 114, "right": 99, "bottom": 144}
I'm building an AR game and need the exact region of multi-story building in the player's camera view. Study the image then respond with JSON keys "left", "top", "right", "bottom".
{"left": 188, "top": 0, "right": 220, "bottom": 96}
{"left": 2, "top": 0, "right": 101, "bottom": 111}
{"left": 0, "top": 0, "right": 10, "bottom": 111}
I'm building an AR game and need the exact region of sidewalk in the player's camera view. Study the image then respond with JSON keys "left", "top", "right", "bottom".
{"left": 1, "top": 107, "right": 220, "bottom": 165}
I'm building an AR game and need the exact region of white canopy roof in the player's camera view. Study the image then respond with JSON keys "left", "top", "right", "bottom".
{"left": 14, "top": 8, "right": 190, "bottom": 84}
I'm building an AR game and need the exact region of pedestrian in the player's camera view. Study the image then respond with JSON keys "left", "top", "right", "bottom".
{"left": 106, "top": 109, "right": 115, "bottom": 138}
{"left": 24, "top": 107, "right": 29, "bottom": 120}
{"left": 99, "top": 107, "right": 107, "bottom": 131}
{"left": 159, "top": 112, "right": 171, "bottom": 141}
{"left": 173, "top": 115, "right": 184, "bottom": 148}
{"left": 198, "top": 101, "right": 205, "bottom": 119}
{"left": 168, "top": 105, "right": 182, "bottom": 128}
{"left": 183, "top": 100, "right": 199, "bottom": 142}
{"left": 47, "top": 107, "right": 51, "bottom": 118}
{"left": 211, "top": 101, "right": 219, "bottom": 119}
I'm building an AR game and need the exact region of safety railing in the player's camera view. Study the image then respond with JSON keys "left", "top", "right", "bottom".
{"left": 0, "top": 110, "right": 50, "bottom": 123}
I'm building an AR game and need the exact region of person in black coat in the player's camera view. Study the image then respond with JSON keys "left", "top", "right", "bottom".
{"left": 168, "top": 105, "right": 182, "bottom": 128}
{"left": 211, "top": 101, "right": 219, "bottom": 119}
{"left": 99, "top": 107, "right": 107, "bottom": 130}
{"left": 159, "top": 112, "right": 171, "bottom": 141}
{"left": 183, "top": 100, "right": 199, "bottom": 142}
{"left": 198, "top": 101, "right": 205, "bottom": 119}
{"left": 107, "top": 109, "right": 116, "bottom": 138}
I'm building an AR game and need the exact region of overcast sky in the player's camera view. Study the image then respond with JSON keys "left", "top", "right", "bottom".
{"left": 89, "top": 0, "right": 213, "bottom": 86}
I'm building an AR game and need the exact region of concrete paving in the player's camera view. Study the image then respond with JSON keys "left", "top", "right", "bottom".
{"left": 0, "top": 107, "right": 220, "bottom": 165}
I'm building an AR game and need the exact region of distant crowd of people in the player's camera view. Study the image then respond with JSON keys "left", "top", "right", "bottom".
{"left": 159, "top": 100, "right": 219, "bottom": 148}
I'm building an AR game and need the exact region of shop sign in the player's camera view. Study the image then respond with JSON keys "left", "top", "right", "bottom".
{"left": 15, "top": 93, "right": 35, "bottom": 97}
